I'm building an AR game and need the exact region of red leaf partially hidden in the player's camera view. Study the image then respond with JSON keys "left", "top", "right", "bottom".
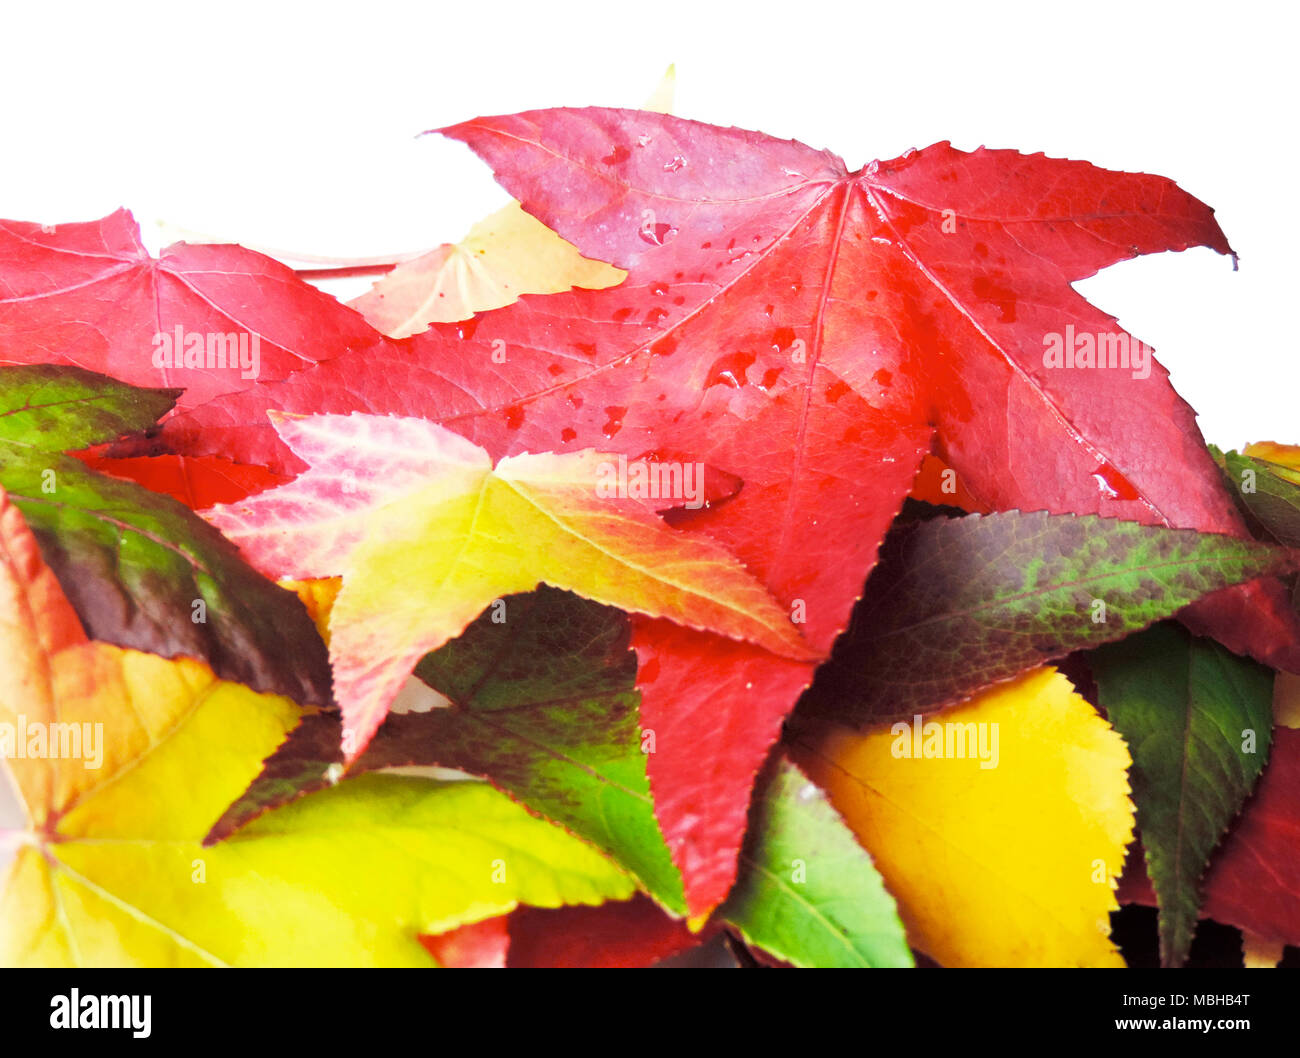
{"left": 632, "top": 619, "right": 821, "bottom": 911}
{"left": 1119, "top": 727, "right": 1300, "bottom": 947}
{"left": 74, "top": 451, "right": 289, "bottom": 509}
{"left": 506, "top": 895, "right": 702, "bottom": 968}
{"left": 907, "top": 451, "right": 991, "bottom": 512}
{"left": 0, "top": 210, "right": 388, "bottom": 410}
{"left": 418, "top": 917, "right": 510, "bottom": 969}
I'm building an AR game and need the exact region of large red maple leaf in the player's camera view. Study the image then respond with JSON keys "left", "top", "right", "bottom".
{"left": 158, "top": 109, "right": 1297, "bottom": 914}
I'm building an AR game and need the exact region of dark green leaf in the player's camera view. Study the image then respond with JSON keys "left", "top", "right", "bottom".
{"left": 0, "top": 365, "right": 330, "bottom": 705}
{"left": 1091, "top": 622, "right": 1273, "bottom": 967}
{"left": 802, "top": 510, "right": 1288, "bottom": 725}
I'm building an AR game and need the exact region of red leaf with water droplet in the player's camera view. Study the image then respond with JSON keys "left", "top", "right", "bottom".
{"left": 157, "top": 109, "right": 1296, "bottom": 913}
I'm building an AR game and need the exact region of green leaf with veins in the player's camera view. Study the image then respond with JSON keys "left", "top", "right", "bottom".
{"left": 720, "top": 755, "right": 913, "bottom": 968}
{"left": 209, "top": 586, "right": 686, "bottom": 913}
{"left": 1090, "top": 622, "right": 1273, "bottom": 967}
{"left": 1214, "top": 446, "right": 1300, "bottom": 548}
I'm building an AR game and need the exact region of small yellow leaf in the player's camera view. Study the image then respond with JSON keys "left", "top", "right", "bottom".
{"left": 643, "top": 64, "right": 677, "bottom": 115}
{"left": 794, "top": 667, "right": 1136, "bottom": 967}
{"left": 347, "top": 67, "right": 676, "bottom": 336}
{"left": 348, "top": 205, "right": 625, "bottom": 336}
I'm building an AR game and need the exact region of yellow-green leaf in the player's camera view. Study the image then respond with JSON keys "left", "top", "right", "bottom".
{"left": 204, "top": 412, "right": 812, "bottom": 757}
{"left": 0, "top": 490, "right": 634, "bottom": 966}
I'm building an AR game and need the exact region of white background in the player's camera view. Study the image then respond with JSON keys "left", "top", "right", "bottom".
{"left": 0, "top": 1, "right": 1296, "bottom": 846}
{"left": 1, "top": 0, "right": 1296, "bottom": 445}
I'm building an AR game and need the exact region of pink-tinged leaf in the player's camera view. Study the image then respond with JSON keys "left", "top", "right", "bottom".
{"left": 203, "top": 412, "right": 813, "bottom": 759}
{"left": 0, "top": 210, "right": 390, "bottom": 409}
{"left": 203, "top": 412, "right": 490, "bottom": 579}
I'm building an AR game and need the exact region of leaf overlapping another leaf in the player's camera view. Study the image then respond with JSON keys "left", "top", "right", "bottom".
{"left": 0, "top": 211, "right": 387, "bottom": 409}
{"left": 0, "top": 366, "right": 329, "bottom": 704}
{"left": 1215, "top": 444, "right": 1300, "bottom": 548}
{"left": 2, "top": 98, "right": 1292, "bottom": 961}
{"left": 1118, "top": 726, "right": 1300, "bottom": 951}
{"left": 155, "top": 110, "right": 1296, "bottom": 914}
{"left": 209, "top": 587, "right": 687, "bottom": 914}
{"left": 720, "top": 755, "right": 913, "bottom": 968}
{"left": 0, "top": 493, "right": 633, "bottom": 966}
{"left": 203, "top": 411, "right": 812, "bottom": 758}
{"left": 796, "top": 667, "right": 1136, "bottom": 967}
{"left": 214, "top": 585, "right": 914, "bottom": 967}
{"left": 1091, "top": 622, "right": 1274, "bottom": 967}
{"left": 801, "top": 509, "right": 1290, "bottom": 726}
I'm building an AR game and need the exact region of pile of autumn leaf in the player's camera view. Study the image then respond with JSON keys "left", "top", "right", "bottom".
{"left": 3, "top": 93, "right": 1300, "bottom": 970}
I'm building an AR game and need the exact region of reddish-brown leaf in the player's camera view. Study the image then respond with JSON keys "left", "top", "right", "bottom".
{"left": 505, "top": 895, "right": 702, "bottom": 968}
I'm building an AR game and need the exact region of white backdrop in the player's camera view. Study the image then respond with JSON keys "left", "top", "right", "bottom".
{"left": 2, "top": 0, "right": 1296, "bottom": 445}
{"left": 0, "top": 0, "right": 1296, "bottom": 848}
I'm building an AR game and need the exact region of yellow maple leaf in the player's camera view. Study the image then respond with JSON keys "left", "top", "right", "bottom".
{"left": 204, "top": 412, "right": 812, "bottom": 757}
{"left": 794, "top": 667, "right": 1136, "bottom": 967}
{"left": 348, "top": 205, "right": 626, "bottom": 337}
{"left": 0, "top": 489, "right": 633, "bottom": 966}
